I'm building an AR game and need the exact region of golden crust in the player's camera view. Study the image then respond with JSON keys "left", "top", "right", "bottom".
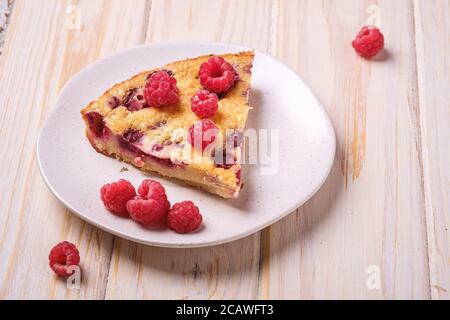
{"left": 81, "top": 51, "right": 254, "bottom": 135}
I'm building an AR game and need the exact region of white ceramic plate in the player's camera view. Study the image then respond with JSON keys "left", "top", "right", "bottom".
{"left": 37, "top": 42, "right": 335, "bottom": 248}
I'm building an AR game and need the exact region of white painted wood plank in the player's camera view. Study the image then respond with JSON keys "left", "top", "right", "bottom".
{"left": 105, "top": 0, "right": 273, "bottom": 300}
{"left": 260, "top": 0, "right": 430, "bottom": 299}
{"left": 414, "top": 0, "right": 450, "bottom": 300}
{"left": 0, "top": 0, "right": 14, "bottom": 54}
{"left": 0, "top": 0, "right": 148, "bottom": 299}
{"left": 1, "top": 0, "right": 443, "bottom": 300}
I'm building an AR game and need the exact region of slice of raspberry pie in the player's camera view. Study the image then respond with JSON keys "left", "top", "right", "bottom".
{"left": 81, "top": 52, "right": 254, "bottom": 198}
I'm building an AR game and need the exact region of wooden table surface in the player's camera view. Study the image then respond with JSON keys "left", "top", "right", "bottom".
{"left": 0, "top": 0, "right": 448, "bottom": 300}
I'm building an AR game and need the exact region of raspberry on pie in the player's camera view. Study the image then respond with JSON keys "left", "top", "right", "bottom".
{"left": 191, "top": 89, "right": 219, "bottom": 118}
{"left": 199, "top": 56, "right": 237, "bottom": 93}
{"left": 81, "top": 52, "right": 254, "bottom": 198}
{"left": 144, "top": 70, "right": 180, "bottom": 107}
{"left": 188, "top": 119, "right": 219, "bottom": 152}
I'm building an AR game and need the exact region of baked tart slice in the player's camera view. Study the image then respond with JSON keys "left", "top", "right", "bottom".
{"left": 81, "top": 51, "right": 254, "bottom": 198}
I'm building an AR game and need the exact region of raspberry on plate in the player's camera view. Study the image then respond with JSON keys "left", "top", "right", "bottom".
{"left": 127, "top": 179, "right": 171, "bottom": 224}
{"left": 138, "top": 179, "right": 165, "bottom": 198}
{"left": 100, "top": 179, "right": 136, "bottom": 217}
{"left": 352, "top": 25, "right": 384, "bottom": 59}
{"left": 199, "top": 56, "right": 236, "bottom": 93}
{"left": 191, "top": 89, "right": 219, "bottom": 118}
{"left": 188, "top": 119, "right": 219, "bottom": 152}
{"left": 144, "top": 70, "right": 180, "bottom": 107}
{"left": 167, "top": 201, "right": 203, "bottom": 234}
{"left": 127, "top": 196, "right": 169, "bottom": 225}
{"left": 48, "top": 241, "right": 80, "bottom": 277}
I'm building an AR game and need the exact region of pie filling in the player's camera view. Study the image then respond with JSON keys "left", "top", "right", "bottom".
{"left": 84, "top": 111, "right": 242, "bottom": 198}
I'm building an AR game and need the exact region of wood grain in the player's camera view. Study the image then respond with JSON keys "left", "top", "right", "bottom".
{"left": 0, "top": 0, "right": 447, "bottom": 299}
{"left": 104, "top": 0, "right": 273, "bottom": 300}
{"left": 263, "top": 0, "right": 430, "bottom": 299}
{"left": 0, "top": 0, "right": 148, "bottom": 299}
{"left": 0, "top": 0, "right": 14, "bottom": 54}
{"left": 413, "top": 0, "right": 450, "bottom": 300}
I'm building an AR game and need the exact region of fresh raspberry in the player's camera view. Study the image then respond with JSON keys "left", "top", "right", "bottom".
{"left": 48, "top": 241, "right": 80, "bottom": 277}
{"left": 188, "top": 119, "right": 219, "bottom": 152}
{"left": 144, "top": 70, "right": 179, "bottom": 107}
{"left": 352, "top": 26, "right": 384, "bottom": 59}
{"left": 138, "top": 179, "right": 165, "bottom": 199}
{"left": 126, "top": 196, "right": 169, "bottom": 225}
{"left": 191, "top": 89, "right": 219, "bottom": 118}
{"left": 167, "top": 201, "right": 203, "bottom": 234}
{"left": 199, "top": 56, "right": 237, "bottom": 93}
{"left": 137, "top": 179, "right": 171, "bottom": 212}
{"left": 100, "top": 179, "right": 136, "bottom": 217}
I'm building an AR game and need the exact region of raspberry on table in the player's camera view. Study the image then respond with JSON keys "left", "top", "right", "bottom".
{"left": 167, "top": 201, "right": 203, "bottom": 234}
{"left": 100, "top": 179, "right": 136, "bottom": 217}
{"left": 188, "top": 119, "right": 219, "bottom": 152}
{"left": 352, "top": 25, "right": 384, "bottom": 59}
{"left": 144, "top": 70, "right": 180, "bottom": 107}
{"left": 199, "top": 56, "right": 236, "bottom": 93}
{"left": 191, "top": 89, "right": 219, "bottom": 119}
{"left": 48, "top": 241, "right": 80, "bottom": 277}
{"left": 126, "top": 196, "right": 169, "bottom": 225}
